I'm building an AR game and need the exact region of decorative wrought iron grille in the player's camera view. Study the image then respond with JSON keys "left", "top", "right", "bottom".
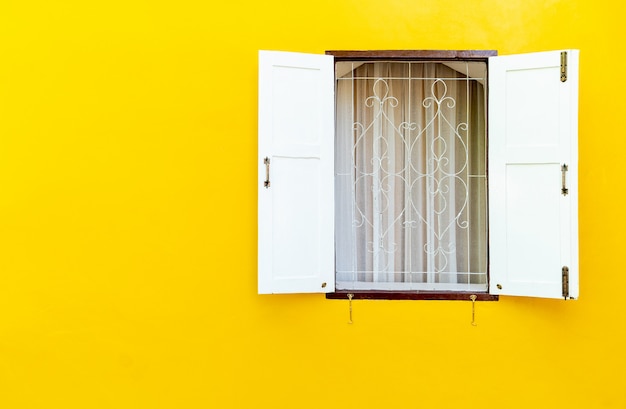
{"left": 335, "top": 62, "right": 488, "bottom": 291}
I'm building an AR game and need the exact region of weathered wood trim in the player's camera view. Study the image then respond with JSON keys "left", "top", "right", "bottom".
{"left": 326, "top": 291, "right": 499, "bottom": 301}
{"left": 326, "top": 50, "right": 497, "bottom": 61}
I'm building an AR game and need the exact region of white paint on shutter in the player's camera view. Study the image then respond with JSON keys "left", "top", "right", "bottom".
{"left": 488, "top": 50, "right": 579, "bottom": 299}
{"left": 258, "top": 51, "right": 335, "bottom": 294}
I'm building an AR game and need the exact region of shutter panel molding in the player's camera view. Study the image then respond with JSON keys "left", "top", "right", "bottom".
{"left": 257, "top": 51, "right": 335, "bottom": 294}
{"left": 488, "top": 50, "right": 579, "bottom": 299}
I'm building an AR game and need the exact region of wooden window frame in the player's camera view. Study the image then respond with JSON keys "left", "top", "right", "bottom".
{"left": 326, "top": 50, "right": 499, "bottom": 302}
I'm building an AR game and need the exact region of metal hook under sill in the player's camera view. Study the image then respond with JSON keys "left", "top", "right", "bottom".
{"left": 470, "top": 295, "right": 477, "bottom": 326}
{"left": 347, "top": 293, "right": 354, "bottom": 324}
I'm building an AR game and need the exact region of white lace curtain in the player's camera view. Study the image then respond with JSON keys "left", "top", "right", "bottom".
{"left": 335, "top": 62, "right": 487, "bottom": 291}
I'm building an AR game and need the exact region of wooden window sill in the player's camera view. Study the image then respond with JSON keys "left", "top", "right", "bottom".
{"left": 326, "top": 290, "right": 499, "bottom": 301}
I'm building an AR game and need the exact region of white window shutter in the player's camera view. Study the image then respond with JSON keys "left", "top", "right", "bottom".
{"left": 257, "top": 50, "right": 335, "bottom": 294}
{"left": 488, "top": 50, "right": 579, "bottom": 299}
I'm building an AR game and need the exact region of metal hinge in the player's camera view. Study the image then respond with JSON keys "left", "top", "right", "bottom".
{"left": 562, "top": 266, "right": 569, "bottom": 300}
{"left": 560, "top": 51, "right": 567, "bottom": 82}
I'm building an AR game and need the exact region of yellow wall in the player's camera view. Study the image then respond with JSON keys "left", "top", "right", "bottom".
{"left": 0, "top": 0, "right": 622, "bottom": 407}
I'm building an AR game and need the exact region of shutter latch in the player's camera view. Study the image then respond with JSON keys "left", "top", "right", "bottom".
{"left": 562, "top": 266, "right": 569, "bottom": 300}
{"left": 560, "top": 51, "right": 567, "bottom": 82}
{"left": 561, "top": 164, "right": 569, "bottom": 195}
{"left": 263, "top": 157, "right": 271, "bottom": 188}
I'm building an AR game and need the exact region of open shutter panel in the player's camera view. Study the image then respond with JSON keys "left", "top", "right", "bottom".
{"left": 258, "top": 51, "right": 335, "bottom": 294}
{"left": 488, "top": 50, "right": 579, "bottom": 299}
